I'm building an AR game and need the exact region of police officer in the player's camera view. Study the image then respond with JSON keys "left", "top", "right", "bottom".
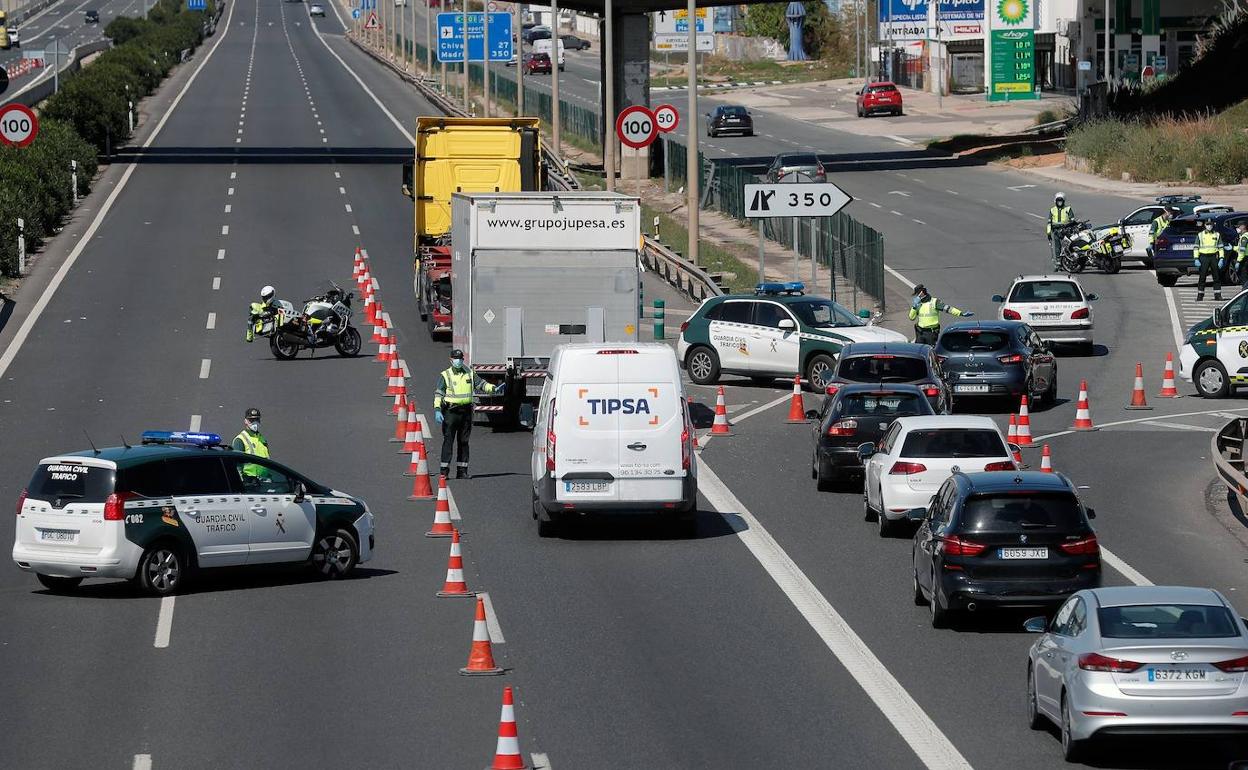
{"left": 909, "top": 285, "right": 972, "bottom": 346}
{"left": 1047, "top": 192, "right": 1076, "bottom": 269}
{"left": 433, "top": 350, "right": 503, "bottom": 479}
{"left": 1194, "top": 219, "right": 1224, "bottom": 302}
{"left": 231, "top": 407, "right": 270, "bottom": 482}
{"left": 1149, "top": 207, "right": 1178, "bottom": 263}
{"left": 245, "top": 285, "right": 279, "bottom": 343}
{"left": 1233, "top": 221, "right": 1248, "bottom": 289}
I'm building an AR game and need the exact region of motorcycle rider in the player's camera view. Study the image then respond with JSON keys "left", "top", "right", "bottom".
{"left": 433, "top": 350, "right": 504, "bottom": 479}
{"left": 1046, "top": 192, "right": 1076, "bottom": 269}
{"left": 1194, "top": 219, "right": 1224, "bottom": 302}
{"left": 909, "top": 285, "right": 972, "bottom": 346}
{"left": 245, "top": 285, "right": 279, "bottom": 342}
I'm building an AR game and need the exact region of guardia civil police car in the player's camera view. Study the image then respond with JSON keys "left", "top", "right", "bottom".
{"left": 12, "top": 431, "right": 375, "bottom": 595}
{"left": 1179, "top": 289, "right": 1248, "bottom": 398}
{"left": 677, "top": 282, "right": 906, "bottom": 392}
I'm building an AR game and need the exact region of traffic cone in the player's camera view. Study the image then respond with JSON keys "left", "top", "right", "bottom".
{"left": 400, "top": 412, "right": 422, "bottom": 453}
{"left": 407, "top": 447, "right": 435, "bottom": 499}
{"left": 385, "top": 372, "right": 406, "bottom": 398}
{"left": 364, "top": 293, "right": 377, "bottom": 330}
{"left": 436, "top": 528, "right": 474, "bottom": 598}
{"left": 1158, "top": 353, "right": 1180, "bottom": 398}
{"left": 386, "top": 355, "right": 404, "bottom": 381}
{"left": 785, "top": 376, "right": 806, "bottom": 423}
{"left": 1071, "top": 379, "right": 1097, "bottom": 431}
{"left": 1040, "top": 444, "right": 1053, "bottom": 473}
{"left": 374, "top": 325, "right": 390, "bottom": 360}
{"left": 459, "top": 595, "right": 504, "bottom": 676}
{"left": 1015, "top": 395, "right": 1033, "bottom": 446}
{"left": 1011, "top": 443, "right": 1023, "bottom": 467}
{"left": 710, "top": 386, "right": 732, "bottom": 436}
{"left": 356, "top": 266, "right": 370, "bottom": 290}
{"left": 392, "top": 402, "right": 409, "bottom": 442}
{"left": 487, "top": 687, "right": 527, "bottom": 770}
{"left": 352, "top": 247, "right": 364, "bottom": 277}
{"left": 1007, "top": 413, "right": 1018, "bottom": 444}
{"left": 1125, "top": 362, "right": 1152, "bottom": 410}
{"left": 390, "top": 391, "right": 406, "bottom": 416}
{"left": 425, "top": 476, "right": 455, "bottom": 537}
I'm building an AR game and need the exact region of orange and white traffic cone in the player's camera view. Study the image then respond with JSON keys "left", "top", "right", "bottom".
{"left": 352, "top": 247, "right": 364, "bottom": 277}
{"left": 1016, "top": 395, "right": 1033, "bottom": 446}
{"left": 406, "top": 445, "right": 435, "bottom": 500}
{"left": 436, "top": 528, "right": 474, "bottom": 598}
{"left": 785, "top": 375, "right": 806, "bottom": 424}
{"left": 460, "top": 595, "right": 504, "bottom": 676}
{"left": 385, "top": 372, "right": 406, "bottom": 398}
{"left": 400, "top": 412, "right": 422, "bottom": 454}
{"left": 710, "top": 386, "right": 732, "bottom": 436}
{"left": 392, "top": 402, "right": 409, "bottom": 442}
{"left": 385, "top": 355, "right": 404, "bottom": 383}
{"left": 1125, "top": 362, "right": 1152, "bottom": 410}
{"left": 1039, "top": 444, "right": 1053, "bottom": 473}
{"left": 487, "top": 687, "right": 527, "bottom": 770}
{"left": 365, "top": 294, "right": 378, "bottom": 333}
{"left": 1158, "top": 353, "right": 1180, "bottom": 398}
{"left": 1071, "top": 379, "right": 1097, "bottom": 431}
{"left": 374, "top": 325, "right": 390, "bottom": 360}
{"left": 1007, "top": 413, "right": 1018, "bottom": 444}
{"left": 390, "top": 391, "right": 406, "bottom": 416}
{"left": 425, "top": 476, "right": 455, "bottom": 538}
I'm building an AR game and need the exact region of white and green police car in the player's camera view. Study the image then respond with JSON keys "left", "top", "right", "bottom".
{"left": 12, "top": 431, "right": 375, "bottom": 595}
{"left": 1179, "top": 289, "right": 1248, "bottom": 398}
{"left": 677, "top": 282, "right": 906, "bottom": 392}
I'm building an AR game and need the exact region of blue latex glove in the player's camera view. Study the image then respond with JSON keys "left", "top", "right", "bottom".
{"left": 962, "top": 311, "right": 975, "bottom": 317}
{"left": 911, "top": 296, "right": 921, "bottom": 309}
{"left": 1219, "top": 259, "right": 1225, "bottom": 270}
{"left": 434, "top": 411, "right": 444, "bottom": 425}
{"left": 1194, "top": 256, "right": 1202, "bottom": 267}
{"left": 495, "top": 381, "right": 506, "bottom": 395}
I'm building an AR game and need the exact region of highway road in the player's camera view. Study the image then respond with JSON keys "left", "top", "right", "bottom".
{"left": 3, "top": 0, "right": 1248, "bottom": 767}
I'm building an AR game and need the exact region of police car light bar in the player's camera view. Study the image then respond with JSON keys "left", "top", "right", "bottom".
{"left": 755, "top": 281, "right": 805, "bottom": 296}
{"left": 140, "top": 430, "right": 223, "bottom": 447}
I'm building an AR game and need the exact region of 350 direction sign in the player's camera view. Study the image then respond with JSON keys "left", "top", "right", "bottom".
{"left": 615, "top": 105, "right": 657, "bottom": 149}
{"left": 743, "top": 182, "right": 852, "bottom": 219}
{"left": 0, "top": 103, "right": 38, "bottom": 148}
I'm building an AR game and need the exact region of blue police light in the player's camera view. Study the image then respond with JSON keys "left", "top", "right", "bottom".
{"left": 755, "top": 281, "right": 805, "bottom": 296}
{"left": 140, "top": 430, "right": 223, "bottom": 447}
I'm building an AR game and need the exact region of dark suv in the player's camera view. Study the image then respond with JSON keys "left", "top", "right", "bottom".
{"left": 910, "top": 470, "right": 1101, "bottom": 628}
{"left": 825, "top": 342, "right": 950, "bottom": 413}
{"left": 1153, "top": 211, "right": 1248, "bottom": 287}
{"left": 936, "top": 320, "right": 1057, "bottom": 407}
{"left": 810, "top": 383, "right": 934, "bottom": 490}
{"left": 706, "top": 105, "right": 753, "bottom": 138}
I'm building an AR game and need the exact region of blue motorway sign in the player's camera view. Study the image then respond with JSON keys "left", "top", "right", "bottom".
{"left": 187, "top": 0, "right": 206, "bottom": 9}
{"left": 360, "top": 0, "right": 376, "bottom": 10}
{"left": 436, "top": 12, "right": 513, "bottom": 63}
{"left": 351, "top": 8, "right": 360, "bottom": 19}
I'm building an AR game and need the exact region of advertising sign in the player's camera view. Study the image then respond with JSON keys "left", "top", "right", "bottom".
{"left": 878, "top": 0, "right": 983, "bottom": 40}
{"left": 986, "top": 0, "right": 1036, "bottom": 102}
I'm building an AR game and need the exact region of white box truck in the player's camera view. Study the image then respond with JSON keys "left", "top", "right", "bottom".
{"left": 450, "top": 191, "right": 642, "bottom": 426}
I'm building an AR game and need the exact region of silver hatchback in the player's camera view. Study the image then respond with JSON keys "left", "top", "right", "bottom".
{"left": 1024, "top": 586, "right": 1248, "bottom": 762}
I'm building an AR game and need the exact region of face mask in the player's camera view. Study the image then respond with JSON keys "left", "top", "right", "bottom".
{"left": 246, "top": 420, "right": 261, "bottom": 432}
{"left": 452, "top": 359, "right": 466, "bottom": 370}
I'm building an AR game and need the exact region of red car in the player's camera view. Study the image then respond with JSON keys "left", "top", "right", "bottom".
{"left": 523, "top": 52, "right": 552, "bottom": 75}
{"left": 856, "top": 81, "right": 903, "bottom": 117}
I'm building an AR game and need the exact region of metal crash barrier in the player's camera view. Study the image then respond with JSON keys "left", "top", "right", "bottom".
{"left": 1213, "top": 418, "right": 1248, "bottom": 498}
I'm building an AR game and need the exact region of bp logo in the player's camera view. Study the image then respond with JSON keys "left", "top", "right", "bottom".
{"left": 1238, "top": 339, "right": 1248, "bottom": 359}
{"left": 996, "top": 0, "right": 1028, "bottom": 25}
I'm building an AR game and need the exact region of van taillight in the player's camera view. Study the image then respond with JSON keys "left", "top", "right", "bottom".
{"left": 681, "top": 417, "right": 692, "bottom": 471}
{"left": 16, "top": 487, "right": 27, "bottom": 516}
{"left": 103, "top": 491, "right": 133, "bottom": 521}
{"left": 546, "top": 399, "right": 557, "bottom": 472}
{"left": 937, "top": 535, "right": 986, "bottom": 557}
{"left": 922, "top": 385, "right": 940, "bottom": 397}
{"left": 595, "top": 349, "right": 639, "bottom": 355}
{"left": 1156, "top": 236, "right": 1169, "bottom": 250}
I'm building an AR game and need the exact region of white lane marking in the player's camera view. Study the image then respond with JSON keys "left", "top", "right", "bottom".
{"left": 351, "top": 224, "right": 360, "bottom": 235}
{"left": 1162, "top": 281, "right": 1185, "bottom": 351}
{"left": 217, "top": 248, "right": 225, "bottom": 260}
{"left": 445, "top": 483, "right": 461, "bottom": 520}
{"left": 227, "top": 187, "right": 234, "bottom": 195}
{"left": 154, "top": 596, "right": 175, "bottom": 648}
{"left": 133, "top": 754, "right": 153, "bottom": 770}
{"left": 1140, "top": 420, "right": 1216, "bottom": 432}
{"left": 478, "top": 591, "right": 506, "bottom": 643}
{"left": 698, "top": 461, "right": 972, "bottom": 769}
{"left": 338, "top": 186, "right": 346, "bottom": 195}
{"left": 1026, "top": 212, "right": 1045, "bottom": 220}
{"left": 230, "top": 173, "right": 237, "bottom": 182}
{"left": 344, "top": 203, "right": 352, "bottom": 213}
{"left": 1102, "top": 548, "right": 1154, "bottom": 587}
{"left": 944, "top": 189, "right": 959, "bottom": 195}
{"left": 998, "top": 204, "right": 1013, "bottom": 210}
{"left": 697, "top": 393, "right": 790, "bottom": 449}
{"left": 0, "top": 0, "right": 239, "bottom": 385}
{"left": 1034, "top": 406, "right": 1248, "bottom": 443}
{"left": 1007, "top": 184, "right": 1036, "bottom": 191}
{"left": 531, "top": 752, "right": 552, "bottom": 770}
{"left": 885, "top": 264, "right": 916, "bottom": 290}
{"left": 888, "top": 190, "right": 911, "bottom": 197}
{"left": 212, "top": 276, "right": 221, "bottom": 290}
{"left": 189, "top": 415, "right": 202, "bottom": 432}
{"left": 890, "top": 210, "right": 904, "bottom": 217}
{"left": 868, "top": 202, "right": 882, "bottom": 208}
{"left": 224, "top": 204, "right": 232, "bottom": 213}
{"left": 1215, "top": 412, "right": 1244, "bottom": 419}
{"left": 912, "top": 219, "right": 926, "bottom": 226}
{"left": 420, "top": 415, "right": 432, "bottom": 439}
{"left": 888, "top": 134, "right": 916, "bottom": 146}
{"left": 206, "top": 313, "right": 216, "bottom": 330}
{"left": 220, "top": 225, "right": 229, "bottom": 235}
{"left": 334, "top": 171, "right": 341, "bottom": 178}
{"left": 309, "top": 17, "right": 413, "bottom": 144}
{"left": 199, "top": 359, "right": 211, "bottom": 379}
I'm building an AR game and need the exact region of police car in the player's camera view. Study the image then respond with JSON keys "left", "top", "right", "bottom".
{"left": 1179, "top": 289, "right": 1248, "bottom": 397}
{"left": 1105, "top": 194, "right": 1233, "bottom": 264}
{"left": 676, "top": 282, "right": 906, "bottom": 392}
{"left": 12, "top": 431, "right": 375, "bottom": 595}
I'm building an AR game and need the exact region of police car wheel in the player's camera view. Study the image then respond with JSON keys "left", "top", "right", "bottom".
{"left": 138, "top": 544, "right": 184, "bottom": 596}
{"left": 1195, "top": 359, "right": 1230, "bottom": 398}
{"left": 685, "top": 346, "right": 720, "bottom": 385}
{"left": 311, "top": 528, "right": 359, "bottom": 578}
{"left": 805, "top": 354, "right": 835, "bottom": 393}
{"left": 36, "top": 574, "right": 83, "bottom": 593}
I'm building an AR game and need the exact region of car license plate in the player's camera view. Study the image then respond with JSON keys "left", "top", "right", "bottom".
{"left": 39, "top": 529, "right": 76, "bottom": 543}
{"left": 999, "top": 547, "right": 1048, "bottom": 559}
{"left": 1148, "top": 668, "right": 1207, "bottom": 682}
{"left": 1032, "top": 313, "right": 1061, "bottom": 320}
{"left": 955, "top": 384, "right": 990, "bottom": 393}
{"left": 1175, "top": 243, "right": 1196, "bottom": 251}
{"left": 566, "top": 481, "right": 609, "bottom": 493}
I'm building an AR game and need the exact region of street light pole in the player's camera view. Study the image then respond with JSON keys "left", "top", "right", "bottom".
{"left": 551, "top": 0, "right": 560, "bottom": 156}
{"left": 462, "top": 0, "right": 470, "bottom": 111}
{"left": 604, "top": 0, "right": 614, "bottom": 191}
{"left": 515, "top": 1, "right": 523, "bottom": 114}
{"left": 483, "top": 7, "right": 490, "bottom": 116}
{"left": 686, "top": 0, "right": 698, "bottom": 266}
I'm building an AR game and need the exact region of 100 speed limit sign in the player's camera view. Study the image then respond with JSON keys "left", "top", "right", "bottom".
{"left": 0, "top": 103, "right": 38, "bottom": 148}
{"left": 615, "top": 105, "right": 656, "bottom": 149}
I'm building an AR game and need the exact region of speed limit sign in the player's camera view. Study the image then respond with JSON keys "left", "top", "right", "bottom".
{"left": 0, "top": 103, "right": 38, "bottom": 148}
{"left": 653, "top": 104, "right": 679, "bottom": 133}
{"left": 615, "top": 105, "right": 656, "bottom": 149}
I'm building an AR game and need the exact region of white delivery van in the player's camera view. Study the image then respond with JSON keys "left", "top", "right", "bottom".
{"left": 531, "top": 38, "right": 565, "bottom": 70}
{"left": 531, "top": 343, "right": 697, "bottom": 536}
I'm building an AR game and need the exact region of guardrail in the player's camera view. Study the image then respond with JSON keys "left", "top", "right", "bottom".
{"left": 641, "top": 235, "right": 722, "bottom": 303}
{"left": 1213, "top": 418, "right": 1248, "bottom": 499}
{"left": 2, "top": 39, "right": 112, "bottom": 108}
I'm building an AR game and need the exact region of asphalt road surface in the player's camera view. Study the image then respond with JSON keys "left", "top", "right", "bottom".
{"left": 2, "top": 0, "right": 1248, "bottom": 768}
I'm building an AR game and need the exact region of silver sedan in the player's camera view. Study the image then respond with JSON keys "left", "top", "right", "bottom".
{"left": 1024, "top": 586, "right": 1248, "bottom": 761}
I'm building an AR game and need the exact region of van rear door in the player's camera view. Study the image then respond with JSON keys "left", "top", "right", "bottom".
{"left": 556, "top": 379, "right": 621, "bottom": 503}
{"left": 615, "top": 352, "right": 685, "bottom": 502}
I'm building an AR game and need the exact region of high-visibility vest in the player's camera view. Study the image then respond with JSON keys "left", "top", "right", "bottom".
{"left": 1237, "top": 232, "right": 1248, "bottom": 259}
{"left": 1049, "top": 205, "right": 1073, "bottom": 225}
{"left": 1197, "top": 230, "right": 1222, "bottom": 256}
{"left": 235, "top": 430, "right": 270, "bottom": 479}
{"left": 914, "top": 299, "right": 943, "bottom": 329}
{"left": 438, "top": 368, "right": 475, "bottom": 407}
{"left": 1150, "top": 215, "right": 1168, "bottom": 242}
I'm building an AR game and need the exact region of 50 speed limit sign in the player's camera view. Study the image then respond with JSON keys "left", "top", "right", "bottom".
{"left": 615, "top": 105, "right": 656, "bottom": 149}
{"left": 653, "top": 104, "right": 678, "bottom": 133}
{"left": 0, "top": 103, "right": 38, "bottom": 148}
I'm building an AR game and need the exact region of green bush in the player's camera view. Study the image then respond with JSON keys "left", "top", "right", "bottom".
{"left": 104, "top": 16, "right": 154, "bottom": 46}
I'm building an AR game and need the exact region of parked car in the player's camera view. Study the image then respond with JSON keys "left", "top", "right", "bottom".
{"left": 1025, "top": 586, "right": 1248, "bottom": 762}
{"left": 935, "top": 321, "right": 1059, "bottom": 406}
{"left": 522, "top": 52, "right": 551, "bottom": 75}
{"left": 912, "top": 470, "right": 1100, "bottom": 626}
{"left": 824, "top": 341, "right": 951, "bottom": 414}
{"left": 560, "top": 34, "right": 590, "bottom": 50}
{"left": 706, "top": 105, "right": 753, "bottom": 138}
{"left": 84, "top": 9, "right": 100, "bottom": 23}
{"left": 1106, "top": 194, "right": 1232, "bottom": 264}
{"left": 991, "top": 274, "right": 1097, "bottom": 353}
{"left": 765, "top": 152, "right": 826, "bottom": 183}
{"left": 1178, "top": 287, "right": 1248, "bottom": 398}
{"left": 1153, "top": 210, "right": 1248, "bottom": 287}
{"left": 810, "top": 383, "right": 934, "bottom": 490}
{"left": 856, "top": 81, "right": 903, "bottom": 117}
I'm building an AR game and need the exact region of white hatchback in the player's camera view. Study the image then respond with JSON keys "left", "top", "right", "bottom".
{"left": 860, "top": 415, "right": 1018, "bottom": 536}
{"left": 992, "top": 275, "right": 1097, "bottom": 353}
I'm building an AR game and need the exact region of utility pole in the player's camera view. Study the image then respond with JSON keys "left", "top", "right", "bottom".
{"left": 483, "top": 7, "right": 491, "bottom": 115}
{"left": 461, "top": 0, "right": 470, "bottom": 111}
{"left": 515, "top": 1, "right": 523, "bottom": 114}
{"left": 440, "top": 0, "right": 447, "bottom": 91}
{"left": 686, "top": 0, "right": 698, "bottom": 266}
{"left": 604, "top": 0, "right": 614, "bottom": 190}
{"left": 551, "top": 0, "right": 560, "bottom": 155}
{"left": 1103, "top": 0, "right": 1111, "bottom": 85}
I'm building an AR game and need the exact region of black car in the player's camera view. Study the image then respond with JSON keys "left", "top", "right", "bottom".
{"left": 809, "top": 383, "right": 934, "bottom": 490}
{"left": 706, "top": 105, "right": 753, "bottom": 138}
{"left": 936, "top": 321, "right": 1057, "bottom": 407}
{"left": 910, "top": 470, "right": 1101, "bottom": 628}
{"left": 1153, "top": 210, "right": 1248, "bottom": 287}
{"left": 84, "top": 9, "right": 100, "bottom": 23}
{"left": 560, "top": 34, "right": 590, "bottom": 50}
{"left": 825, "top": 341, "right": 950, "bottom": 413}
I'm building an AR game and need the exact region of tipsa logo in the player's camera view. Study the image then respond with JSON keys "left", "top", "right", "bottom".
{"left": 587, "top": 398, "right": 652, "bottom": 415}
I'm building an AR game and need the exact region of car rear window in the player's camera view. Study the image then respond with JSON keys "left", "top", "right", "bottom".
{"left": 837, "top": 392, "right": 927, "bottom": 418}
{"left": 960, "top": 493, "right": 1085, "bottom": 533}
{"left": 722, "top": 106, "right": 747, "bottom": 116}
{"left": 868, "top": 84, "right": 898, "bottom": 93}
{"left": 900, "top": 428, "right": 1006, "bottom": 458}
{"left": 782, "top": 154, "right": 819, "bottom": 166}
{"left": 837, "top": 354, "right": 928, "bottom": 382}
{"left": 1166, "top": 219, "right": 1203, "bottom": 235}
{"left": 1097, "top": 604, "right": 1239, "bottom": 639}
{"left": 1009, "top": 281, "right": 1082, "bottom": 302}
{"left": 27, "top": 462, "right": 115, "bottom": 504}
{"left": 938, "top": 330, "right": 1010, "bottom": 353}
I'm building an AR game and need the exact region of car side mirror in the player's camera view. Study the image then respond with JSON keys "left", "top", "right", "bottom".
{"left": 854, "top": 89, "right": 861, "bottom": 95}
{"left": 1086, "top": 293, "right": 1099, "bottom": 301}
{"left": 401, "top": 160, "right": 414, "bottom": 199}
{"left": 856, "top": 442, "right": 875, "bottom": 459}
{"left": 805, "top": 409, "right": 820, "bottom": 420}
{"left": 991, "top": 294, "right": 1005, "bottom": 302}
{"left": 1023, "top": 616, "right": 1048, "bottom": 633}
{"left": 1215, "top": 307, "right": 1226, "bottom": 327}
{"left": 293, "top": 480, "right": 307, "bottom": 504}
{"left": 1085, "top": 507, "right": 1096, "bottom": 519}
{"left": 906, "top": 507, "right": 927, "bottom": 522}
{"left": 778, "top": 318, "right": 796, "bottom": 330}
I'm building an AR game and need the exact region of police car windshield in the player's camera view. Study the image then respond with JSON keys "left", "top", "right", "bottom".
{"left": 28, "top": 463, "right": 115, "bottom": 503}
{"left": 788, "top": 299, "right": 863, "bottom": 328}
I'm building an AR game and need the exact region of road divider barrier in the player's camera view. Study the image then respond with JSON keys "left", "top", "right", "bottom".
{"left": 426, "top": 476, "right": 455, "bottom": 537}
{"left": 1015, "top": 395, "right": 1033, "bottom": 445}
{"left": 1159, "top": 353, "right": 1180, "bottom": 398}
{"left": 785, "top": 376, "right": 806, "bottom": 424}
{"left": 437, "top": 528, "right": 475, "bottom": 598}
{"left": 488, "top": 687, "right": 527, "bottom": 770}
{"left": 711, "top": 386, "right": 732, "bottom": 436}
{"left": 1071, "top": 379, "right": 1097, "bottom": 430}
{"left": 460, "top": 595, "right": 505, "bottom": 676}
{"left": 1214, "top": 418, "right": 1248, "bottom": 501}
{"left": 1125, "top": 361, "right": 1152, "bottom": 410}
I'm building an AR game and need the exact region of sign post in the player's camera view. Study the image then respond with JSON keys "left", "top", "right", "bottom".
{"left": 616, "top": 106, "right": 656, "bottom": 200}
{"left": 652, "top": 8, "right": 711, "bottom": 52}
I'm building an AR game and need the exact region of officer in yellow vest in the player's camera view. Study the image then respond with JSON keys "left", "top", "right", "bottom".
{"left": 1194, "top": 219, "right": 1224, "bottom": 302}
{"left": 1231, "top": 221, "right": 1248, "bottom": 289}
{"left": 909, "top": 285, "right": 972, "bottom": 346}
{"left": 231, "top": 407, "right": 271, "bottom": 483}
{"left": 1047, "top": 193, "right": 1076, "bottom": 269}
{"left": 1148, "top": 207, "right": 1177, "bottom": 262}
{"left": 433, "top": 350, "right": 503, "bottom": 479}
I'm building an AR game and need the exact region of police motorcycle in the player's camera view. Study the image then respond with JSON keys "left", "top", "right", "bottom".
{"left": 1056, "top": 220, "right": 1129, "bottom": 274}
{"left": 247, "top": 282, "right": 362, "bottom": 359}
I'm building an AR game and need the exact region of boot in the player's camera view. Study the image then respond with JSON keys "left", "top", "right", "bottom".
{"left": 439, "top": 464, "right": 450, "bottom": 478}
{"left": 456, "top": 466, "right": 469, "bottom": 479}
{"left": 1215, "top": 292, "right": 1224, "bottom": 301}
{"left": 1196, "top": 293, "right": 1205, "bottom": 302}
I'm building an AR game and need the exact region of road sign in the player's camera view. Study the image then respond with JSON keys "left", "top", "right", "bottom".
{"left": 653, "top": 8, "right": 707, "bottom": 35}
{"left": 652, "top": 34, "right": 713, "bottom": 53}
{"left": 187, "top": 0, "right": 206, "bottom": 10}
{"left": 436, "top": 12, "right": 513, "bottom": 63}
{"left": 351, "top": 8, "right": 360, "bottom": 19}
{"left": 653, "top": 104, "right": 678, "bottom": 134}
{"left": 0, "top": 103, "right": 39, "bottom": 148}
{"left": 615, "top": 106, "right": 656, "bottom": 150}
{"left": 363, "top": 11, "right": 379, "bottom": 30}
{"left": 743, "top": 183, "right": 852, "bottom": 219}
{"left": 360, "top": 0, "right": 375, "bottom": 9}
